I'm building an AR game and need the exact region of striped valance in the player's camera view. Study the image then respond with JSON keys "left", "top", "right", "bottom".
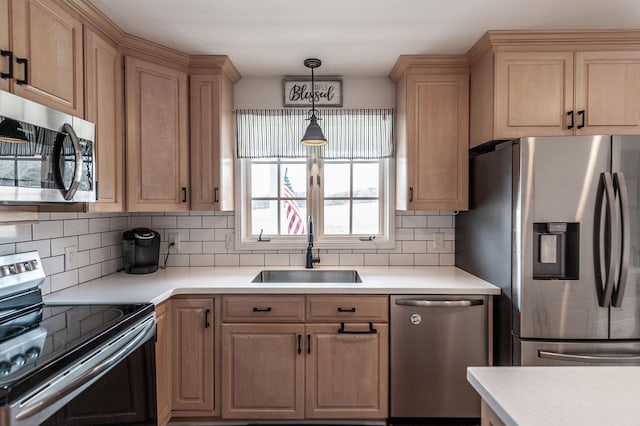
{"left": 235, "top": 108, "right": 395, "bottom": 159}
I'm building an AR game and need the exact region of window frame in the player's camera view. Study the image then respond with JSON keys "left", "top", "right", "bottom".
{"left": 235, "top": 155, "right": 395, "bottom": 251}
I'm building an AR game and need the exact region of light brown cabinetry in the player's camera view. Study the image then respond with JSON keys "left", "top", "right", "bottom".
{"left": 481, "top": 400, "right": 506, "bottom": 426}
{"left": 220, "top": 295, "right": 388, "bottom": 420}
{"left": 155, "top": 300, "right": 172, "bottom": 426}
{"left": 390, "top": 56, "right": 469, "bottom": 211}
{"left": 190, "top": 59, "right": 239, "bottom": 211}
{"left": 468, "top": 31, "right": 640, "bottom": 148}
{"left": 8, "top": 0, "right": 84, "bottom": 116}
{"left": 84, "top": 27, "right": 123, "bottom": 212}
{"left": 125, "top": 55, "right": 189, "bottom": 211}
{"left": 172, "top": 298, "right": 217, "bottom": 416}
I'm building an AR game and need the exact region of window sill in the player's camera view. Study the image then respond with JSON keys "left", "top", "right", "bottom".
{"left": 236, "top": 235, "right": 395, "bottom": 251}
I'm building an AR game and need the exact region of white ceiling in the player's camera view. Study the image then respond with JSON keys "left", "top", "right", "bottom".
{"left": 90, "top": 0, "right": 640, "bottom": 77}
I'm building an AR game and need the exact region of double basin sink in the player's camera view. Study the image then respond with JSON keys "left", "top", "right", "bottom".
{"left": 252, "top": 270, "right": 362, "bottom": 283}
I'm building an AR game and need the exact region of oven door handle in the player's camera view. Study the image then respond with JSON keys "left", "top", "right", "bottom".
{"left": 62, "top": 123, "right": 83, "bottom": 201}
{"left": 14, "top": 316, "right": 155, "bottom": 423}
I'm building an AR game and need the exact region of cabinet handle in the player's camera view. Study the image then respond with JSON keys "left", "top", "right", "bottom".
{"left": 252, "top": 307, "right": 272, "bottom": 312}
{"left": 297, "top": 334, "right": 302, "bottom": 355}
{"left": 337, "top": 307, "right": 356, "bottom": 313}
{"left": 307, "top": 334, "right": 311, "bottom": 354}
{"left": 338, "top": 322, "right": 378, "bottom": 334}
{"left": 181, "top": 187, "right": 187, "bottom": 203}
{"left": 0, "top": 50, "right": 13, "bottom": 79}
{"left": 567, "top": 110, "right": 574, "bottom": 130}
{"left": 204, "top": 308, "right": 210, "bottom": 328}
{"left": 409, "top": 187, "right": 414, "bottom": 203}
{"left": 16, "top": 57, "right": 28, "bottom": 85}
{"left": 214, "top": 187, "right": 219, "bottom": 203}
{"left": 577, "top": 110, "right": 585, "bottom": 129}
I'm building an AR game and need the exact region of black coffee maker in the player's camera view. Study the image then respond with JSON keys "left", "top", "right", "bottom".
{"left": 122, "top": 228, "right": 161, "bottom": 274}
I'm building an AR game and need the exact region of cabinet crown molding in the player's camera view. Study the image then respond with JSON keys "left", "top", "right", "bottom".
{"left": 467, "top": 29, "right": 640, "bottom": 64}
{"left": 388, "top": 55, "right": 468, "bottom": 82}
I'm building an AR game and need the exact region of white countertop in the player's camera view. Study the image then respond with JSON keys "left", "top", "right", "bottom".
{"left": 467, "top": 366, "right": 640, "bottom": 426}
{"left": 44, "top": 266, "right": 499, "bottom": 305}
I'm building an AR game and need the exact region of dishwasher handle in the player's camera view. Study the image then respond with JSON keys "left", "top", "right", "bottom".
{"left": 394, "top": 299, "right": 484, "bottom": 308}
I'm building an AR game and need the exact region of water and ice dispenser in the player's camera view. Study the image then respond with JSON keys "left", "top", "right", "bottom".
{"left": 533, "top": 222, "right": 580, "bottom": 280}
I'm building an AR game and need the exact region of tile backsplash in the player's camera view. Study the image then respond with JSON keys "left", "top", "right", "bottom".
{"left": 0, "top": 210, "right": 455, "bottom": 296}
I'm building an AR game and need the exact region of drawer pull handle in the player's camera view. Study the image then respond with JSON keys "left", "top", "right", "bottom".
{"left": 337, "top": 307, "right": 356, "bottom": 313}
{"left": 252, "top": 307, "right": 272, "bottom": 312}
{"left": 338, "top": 322, "right": 377, "bottom": 334}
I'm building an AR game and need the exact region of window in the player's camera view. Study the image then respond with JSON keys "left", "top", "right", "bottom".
{"left": 236, "top": 108, "right": 394, "bottom": 250}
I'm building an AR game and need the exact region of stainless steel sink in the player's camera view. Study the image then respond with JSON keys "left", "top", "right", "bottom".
{"left": 251, "top": 270, "right": 362, "bottom": 283}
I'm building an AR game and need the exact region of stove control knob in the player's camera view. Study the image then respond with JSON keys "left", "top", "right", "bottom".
{"left": 15, "top": 263, "right": 26, "bottom": 273}
{"left": 28, "top": 260, "right": 39, "bottom": 270}
{"left": 0, "top": 265, "right": 10, "bottom": 276}
{"left": 0, "top": 361, "right": 11, "bottom": 376}
{"left": 11, "top": 354, "right": 26, "bottom": 367}
{"left": 25, "top": 347, "right": 41, "bottom": 359}
{"left": 7, "top": 264, "right": 16, "bottom": 274}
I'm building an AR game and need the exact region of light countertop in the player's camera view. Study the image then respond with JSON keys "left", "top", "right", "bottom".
{"left": 467, "top": 366, "right": 640, "bottom": 426}
{"left": 44, "top": 266, "right": 499, "bottom": 305}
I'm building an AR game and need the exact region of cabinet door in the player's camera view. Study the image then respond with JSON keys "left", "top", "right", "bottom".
{"left": 190, "top": 73, "right": 235, "bottom": 211}
{"left": 125, "top": 56, "right": 189, "bottom": 211}
{"left": 221, "top": 323, "right": 305, "bottom": 419}
{"left": 85, "top": 28, "right": 124, "bottom": 212}
{"left": 155, "top": 301, "right": 172, "bottom": 426}
{"left": 172, "top": 298, "right": 215, "bottom": 413}
{"left": 11, "top": 0, "right": 84, "bottom": 116}
{"left": 406, "top": 72, "right": 468, "bottom": 210}
{"left": 306, "top": 323, "right": 388, "bottom": 419}
{"left": 495, "top": 51, "right": 574, "bottom": 137}
{"left": 575, "top": 51, "right": 640, "bottom": 135}
{"left": 0, "top": 0, "right": 8, "bottom": 92}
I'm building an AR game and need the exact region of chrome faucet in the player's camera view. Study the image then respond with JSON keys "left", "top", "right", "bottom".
{"left": 305, "top": 216, "right": 320, "bottom": 268}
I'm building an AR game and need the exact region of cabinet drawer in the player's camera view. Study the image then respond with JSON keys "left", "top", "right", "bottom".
{"left": 306, "top": 295, "right": 388, "bottom": 322}
{"left": 222, "top": 295, "right": 305, "bottom": 322}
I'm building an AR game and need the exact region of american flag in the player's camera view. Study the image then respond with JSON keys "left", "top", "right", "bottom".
{"left": 283, "top": 168, "right": 305, "bottom": 234}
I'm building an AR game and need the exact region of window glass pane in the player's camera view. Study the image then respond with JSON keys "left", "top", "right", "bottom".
{"left": 324, "top": 163, "right": 350, "bottom": 198}
{"left": 251, "top": 200, "right": 278, "bottom": 234}
{"left": 280, "top": 199, "right": 307, "bottom": 235}
{"left": 353, "top": 200, "right": 379, "bottom": 234}
{"left": 0, "top": 159, "right": 15, "bottom": 185}
{"left": 17, "top": 160, "right": 42, "bottom": 188}
{"left": 281, "top": 163, "right": 307, "bottom": 198}
{"left": 353, "top": 163, "right": 379, "bottom": 197}
{"left": 251, "top": 163, "right": 277, "bottom": 197}
{"left": 324, "top": 200, "right": 350, "bottom": 234}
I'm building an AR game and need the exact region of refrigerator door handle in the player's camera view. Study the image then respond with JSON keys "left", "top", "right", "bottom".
{"left": 594, "top": 172, "right": 616, "bottom": 307}
{"left": 538, "top": 350, "right": 640, "bottom": 364}
{"left": 612, "top": 172, "right": 630, "bottom": 308}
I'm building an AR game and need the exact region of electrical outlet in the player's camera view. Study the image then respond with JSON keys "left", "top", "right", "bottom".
{"left": 225, "top": 233, "right": 234, "bottom": 249}
{"left": 168, "top": 233, "right": 181, "bottom": 252}
{"left": 434, "top": 232, "right": 445, "bottom": 249}
{"left": 64, "top": 246, "right": 78, "bottom": 270}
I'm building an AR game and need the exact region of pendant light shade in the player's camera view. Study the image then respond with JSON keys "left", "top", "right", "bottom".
{"left": 300, "top": 58, "right": 327, "bottom": 147}
{"left": 0, "top": 118, "right": 28, "bottom": 144}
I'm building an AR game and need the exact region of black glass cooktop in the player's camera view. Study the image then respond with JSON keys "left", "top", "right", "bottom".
{"left": 0, "top": 300, "right": 153, "bottom": 404}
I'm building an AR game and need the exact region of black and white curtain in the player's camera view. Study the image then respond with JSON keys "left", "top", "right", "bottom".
{"left": 235, "top": 108, "right": 395, "bottom": 159}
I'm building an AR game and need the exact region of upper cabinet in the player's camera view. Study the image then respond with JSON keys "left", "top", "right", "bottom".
{"left": 468, "top": 31, "right": 640, "bottom": 148}
{"left": 190, "top": 58, "right": 240, "bottom": 211}
{"left": 390, "top": 56, "right": 469, "bottom": 211}
{"left": 7, "top": 0, "right": 84, "bottom": 116}
{"left": 85, "top": 27, "right": 124, "bottom": 212}
{"left": 125, "top": 55, "right": 189, "bottom": 212}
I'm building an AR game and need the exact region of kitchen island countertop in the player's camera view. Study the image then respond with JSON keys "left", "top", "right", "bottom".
{"left": 467, "top": 366, "right": 640, "bottom": 426}
{"left": 44, "top": 265, "right": 499, "bottom": 305}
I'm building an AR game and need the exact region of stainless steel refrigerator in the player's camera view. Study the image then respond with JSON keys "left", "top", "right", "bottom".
{"left": 456, "top": 135, "right": 640, "bottom": 366}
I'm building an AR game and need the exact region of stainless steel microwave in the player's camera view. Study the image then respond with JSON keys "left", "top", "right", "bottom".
{"left": 0, "top": 90, "right": 95, "bottom": 203}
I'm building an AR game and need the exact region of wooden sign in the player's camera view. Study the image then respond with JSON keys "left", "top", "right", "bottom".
{"left": 282, "top": 77, "right": 343, "bottom": 107}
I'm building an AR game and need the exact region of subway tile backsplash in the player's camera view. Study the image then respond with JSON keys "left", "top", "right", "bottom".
{"left": 0, "top": 210, "right": 455, "bottom": 296}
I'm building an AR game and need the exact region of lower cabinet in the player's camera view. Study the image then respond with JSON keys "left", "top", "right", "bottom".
{"left": 220, "top": 295, "right": 388, "bottom": 420}
{"left": 171, "top": 297, "right": 217, "bottom": 417}
{"left": 155, "top": 300, "right": 172, "bottom": 426}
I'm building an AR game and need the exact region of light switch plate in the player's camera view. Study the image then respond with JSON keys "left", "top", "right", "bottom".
{"left": 64, "top": 246, "right": 78, "bottom": 270}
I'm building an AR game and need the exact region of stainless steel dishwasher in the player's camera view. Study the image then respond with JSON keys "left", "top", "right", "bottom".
{"left": 390, "top": 295, "right": 489, "bottom": 419}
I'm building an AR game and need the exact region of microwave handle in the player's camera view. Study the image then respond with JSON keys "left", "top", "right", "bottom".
{"left": 62, "top": 123, "right": 83, "bottom": 201}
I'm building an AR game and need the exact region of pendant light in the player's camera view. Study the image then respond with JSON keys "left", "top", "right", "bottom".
{"left": 300, "top": 58, "right": 327, "bottom": 146}
{"left": 0, "top": 118, "right": 28, "bottom": 144}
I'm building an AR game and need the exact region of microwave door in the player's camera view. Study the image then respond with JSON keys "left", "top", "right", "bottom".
{"left": 53, "top": 123, "right": 83, "bottom": 200}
